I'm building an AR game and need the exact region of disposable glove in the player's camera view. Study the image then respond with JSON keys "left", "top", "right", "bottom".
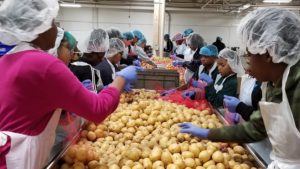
{"left": 223, "top": 95, "right": 241, "bottom": 112}
{"left": 172, "top": 60, "right": 184, "bottom": 66}
{"left": 133, "top": 60, "right": 141, "bottom": 67}
{"left": 199, "top": 73, "right": 214, "bottom": 85}
{"left": 191, "top": 79, "right": 207, "bottom": 89}
{"left": 116, "top": 66, "right": 143, "bottom": 84}
{"left": 181, "top": 91, "right": 196, "bottom": 99}
{"left": 124, "top": 83, "right": 133, "bottom": 92}
{"left": 179, "top": 123, "right": 209, "bottom": 139}
{"left": 170, "top": 54, "right": 177, "bottom": 60}
{"left": 82, "top": 79, "right": 93, "bottom": 91}
{"left": 161, "top": 89, "right": 176, "bottom": 96}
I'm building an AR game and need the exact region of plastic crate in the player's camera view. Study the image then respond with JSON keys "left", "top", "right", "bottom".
{"left": 133, "top": 69, "right": 179, "bottom": 90}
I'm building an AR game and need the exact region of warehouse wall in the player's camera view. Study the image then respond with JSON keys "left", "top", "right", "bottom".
{"left": 56, "top": 7, "right": 243, "bottom": 51}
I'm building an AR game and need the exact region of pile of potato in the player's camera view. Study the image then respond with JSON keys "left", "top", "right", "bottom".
{"left": 60, "top": 91, "right": 260, "bottom": 169}
{"left": 120, "top": 89, "right": 160, "bottom": 104}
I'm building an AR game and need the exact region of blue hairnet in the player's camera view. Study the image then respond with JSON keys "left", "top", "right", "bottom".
{"left": 122, "top": 32, "right": 134, "bottom": 40}
{"left": 132, "top": 30, "right": 144, "bottom": 40}
{"left": 137, "top": 38, "right": 147, "bottom": 46}
{"left": 200, "top": 45, "right": 218, "bottom": 57}
{"left": 183, "top": 28, "right": 194, "bottom": 37}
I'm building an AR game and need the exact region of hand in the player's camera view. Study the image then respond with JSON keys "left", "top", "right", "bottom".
{"left": 199, "top": 73, "right": 214, "bottom": 85}
{"left": 124, "top": 83, "right": 133, "bottom": 92}
{"left": 223, "top": 95, "right": 241, "bottom": 112}
{"left": 82, "top": 79, "right": 93, "bottom": 91}
{"left": 181, "top": 91, "right": 196, "bottom": 99}
{"left": 178, "top": 123, "right": 209, "bottom": 139}
{"left": 170, "top": 54, "right": 177, "bottom": 60}
{"left": 161, "top": 89, "right": 176, "bottom": 96}
{"left": 116, "top": 66, "right": 143, "bottom": 84}
{"left": 225, "top": 112, "right": 241, "bottom": 124}
{"left": 172, "top": 60, "right": 184, "bottom": 67}
{"left": 133, "top": 60, "right": 141, "bottom": 67}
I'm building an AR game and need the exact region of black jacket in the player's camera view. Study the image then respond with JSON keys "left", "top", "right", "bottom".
{"left": 164, "top": 39, "right": 173, "bottom": 53}
{"left": 95, "top": 59, "right": 119, "bottom": 86}
{"left": 120, "top": 46, "right": 138, "bottom": 65}
{"left": 69, "top": 57, "right": 99, "bottom": 83}
{"left": 212, "top": 40, "right": 226, "bottom": 52}
{"left": 183, "top": 48, "right": 202, "bottom": 77}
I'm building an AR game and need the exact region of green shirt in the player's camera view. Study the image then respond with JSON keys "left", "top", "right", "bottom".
{"left": 208, "top": 61, "right": 300, "bottom": 143}
{"left": 205, "top": 74, "right": 237, "bottom": 108}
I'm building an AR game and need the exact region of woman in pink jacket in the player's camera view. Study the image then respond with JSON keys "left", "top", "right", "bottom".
{"left": 0, "top": 0, "right": 141, "bottom": 168}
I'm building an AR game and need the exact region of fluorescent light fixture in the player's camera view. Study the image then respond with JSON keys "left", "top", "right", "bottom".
{"left": 60, "top": 3, "right": 82, "bottom": 8}
{"left": 263, "top": 0, "right": 292, "bottom": 3}
{"left": 242, "top": 4, "right": 251, "bottom": 9}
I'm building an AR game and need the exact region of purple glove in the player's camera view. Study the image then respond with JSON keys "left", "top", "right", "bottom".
{"left": 116, "top": 66, "right": 143, "bottom": 84}
{"left": 82, "top": 79, "right": 93, "bottom": 91}
{"left": 170, "top": 54, "right": 177, "bottom": 60}
{"left": 181, "top": 91, "right": 196, "bottom": 99}
{"left": 161, "top": 89, "right": 176, "bottom": 96}
{"left": 124, "top": 83, "right": 133, "bottom": 92}
{"left": 199, "top": 73, "right": 214, "bottom": 85}
{"left": 223, "top": 95, "right": 241, "bottom": 112}
{"left": 172, "top": 60, "right": 184, "bottom": 67}
{"left": 226, "top": 112, "right": 240, "bottom": 124}
{"left": 179, "top": 123, "right": 209, "bottom": 139}
{"left": 133, "top": 60, "right": 141, "bottom": 67}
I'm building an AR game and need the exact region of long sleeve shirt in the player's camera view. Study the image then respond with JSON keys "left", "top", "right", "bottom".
{"left": 208, "top": 61, "right": 300, "bottom": 143}
{"left": 0, "top": 50, "right": 120, "bottom": 136}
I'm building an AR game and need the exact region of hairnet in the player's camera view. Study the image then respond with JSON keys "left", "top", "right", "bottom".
{"left": 122, "top": 32, "right": 134, "bottom": 40}
{"left": 83, "top": 29, "right": 109, "bottom": 53}
{"left": 132, "top": 30, "right": 144, "bottom": 40}
{"left": 172, "top": 33, "right": 183, "bottom": 41}
{"left": 218, "top": 48, "right": 244, "bottom": 75}
{"left": 200, "top": 45, "right": 218, "bottom": 57}
{"left": 48, "top": 27, "right": 64, "bottom": 57}
{"left": 0, "top": 0, "right": 59, "bottom": 45}
{"left": 64, "top": 31, "right": 77, "bottom": 52}
{"left": 137, "top": 38, "right": 147, "bottom": 46}
{"left": 164, "top": 34, "right": 170, "bottom": 40}
{"left": 238, "top": 7, "right": 300, "bottom": 65}
{"left": 105, "top": 38, "right": 125, "bottom": 58}
{"left": 183, "top": 28, "right": 194, "bottom": 37}
{"left": 106, "top": 28, "right": 122, "bottom": 39}
{"left": 186, "top": 33, "right": 205, "bottom": 49}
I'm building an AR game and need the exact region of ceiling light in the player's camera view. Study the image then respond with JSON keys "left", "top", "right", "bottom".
{"left": 263, "top": 0, "right": 292, "bottom": 3}
{"left": 60, "top": 3, "right": 82, "bottom": 8}
{"left": 242, "top": 4, "right": 251, "bottom": 9}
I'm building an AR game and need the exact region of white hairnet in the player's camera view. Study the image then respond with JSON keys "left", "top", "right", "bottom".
{"left": 238, "top": 7, "right": 300, "bottom": 65}
{"left": 83, "top": 29, "right": 109, "bottom": 53}
{"left": 186, "top": 33, "right": 205, "bottom": 49}
{"left": 0, "top": 0, "right": 59, "bottom": 45}
{"left": 48, "top": 27, "right": 64, "bottom": 57}
{"left": 105, "top": 38, "right": 125, "bottom": 58}
{"left": 219, "top": 48, "right": 244, "bottom": 76}
{"left": 106, "top": 27, "right": 122, "bottom": 39}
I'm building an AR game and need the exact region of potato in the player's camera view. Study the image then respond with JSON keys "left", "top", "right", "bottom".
{"left": 124, "top": 160, "right": 134, "bottom": 167}
{"left": 216, "top": 163, "right": 225, "bottom": 169}
{"left": 207, "top": 165, "right": 217, "bottom": 169}
{"left": 182, "top": 151, "right": 194, "bottom": 159}
{"left": 87, "top": 131, "right": 97, "bottom": 141}
{"left": 188, "top": 144, "right": 200, "bottom": 157}
{"left": 233, "top": 165, "right": 243, "bottom": 169}
{"left": 73, "top": 162, "right": 85, "bottom": 169}
{"left": 60, "top": 163, "right": 70, "bottom": 169}
{"left": 161, "top": 151, "right": 173, "bottom": 165}
{"left": 75, "top": 147, "right": 87, "bottom": 161}
{"left": 203, "top": 160, "right": 215, "bottom": 168}
{"left": 212, "top": 151, "right": 224, "bottom": 163}
{"left": 199, "top": 150, "right": 211, "bottom": 163}
{"left": 109, "top": 164, "right": 120, "bottom": 169}
{"left": 233, "top": 146, "right": 245, "bottom": 155}
{"left": 184, "top": 158, "right": 195, "bottom": 168}
{"left": 195, "top": 167, "right": 205, "bottom": 169}
{"left": 121, "top": 166, "right": 131, "bottom": 169}
{"left": 87, "top": 123, "right": 97, "bottom": 131}
{"left": 169, "top": 143, "right": 181, "bottom": 154}
{"left": 149, "top": 147, "right": 162, "bottom": 162}
{"left": 167, "top": 164, "right": 180, "bottom": 169}
{"left": 194, "top": 158, "right": 201, "bottom": 166}
{"left": 88, "top": 160, "right": 100, "bottom": 169}
{"left": 152, "top": 161, "right": 164, "bottom": 168}
{"left": 125, "top": 147, "right": 141, "bottom": 161}
{"left": 132, "top": 164, "right": 144, "bottom": 169}
{"left": 143, "top": 158, "right": 152, "bottom": 169}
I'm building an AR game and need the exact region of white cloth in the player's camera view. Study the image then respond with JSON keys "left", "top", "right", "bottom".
{"left": 70, "top": 61, "right": 103, "bottom": 92}
{"left": 259, "top": 66, "right": 300, "bottom": 169}
{"left": 1, "top": 109, "right": 62, "bottom": 169}
{"left": 107, "top": 59, "right": 116, "bottom": 80}
{"left": 176, "top": 43, "right": 187, "bottom": 55}
{"left": 183, "top": 47, "right": 194, "bottom": 62}
{"left": 198, "top": 62, "right": 218, "bottom": 79}
{"left": 214, "top": 73, "right": 235, "bottom": 93}
{"left": 239, "top": 75, "right": 257, "bottom": 106}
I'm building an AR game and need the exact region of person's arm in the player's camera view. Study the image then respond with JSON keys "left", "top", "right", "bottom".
{"left": 208, "top": 110, "right": 267, "bottom": 143}
{"left": 236, "top": 102, "right": 255, "bottom": 121}
{"left": 135, "top": 46, "right": 157, "bottom": 67}
{"left": 205, "top": 77, "right": 237, "bottom": 108}
{"left": 44, "top": 60, "right": 125, "bottom": 123}
{"left": 183, "top": 60, "right": 201, "bottom": 73}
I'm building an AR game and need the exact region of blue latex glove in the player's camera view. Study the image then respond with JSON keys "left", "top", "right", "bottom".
{"left": 179, "top": 123, "right": 209, "bottom": 139}
{"left": 199, "top": 73, "right": 214, "bottom": 85}
{"left": 116, "top": 66, "right": 143, "bottom": 84}
{"left": 82, "top": 79, "right": 93, "bottom": 91}
{"left": 124, "top": 83, "right": 133, "bottom": 92}
{"left": 181, "top": 91, "right": 196, "bottom": 99}
{"left": 172, "top": 60, "right": 184, "bottom": 66}
{"left": 133, "top": 60, "right": 141, "bottom": 67}
{"left": 223, "top": 95, "right": 241, "bottom": 112}
{"left": 161, "top": 89, "right": 176, "bottom": 96}
{"left": 170, "top": 54, "right": 177, "bottom": 60}
{"left": 191, "top": 79, "right": 199, "bottom": 88}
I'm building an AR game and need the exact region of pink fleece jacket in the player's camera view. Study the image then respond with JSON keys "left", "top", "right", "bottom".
{"left": 0, "top": 50, "right": 120, "bottom": 136}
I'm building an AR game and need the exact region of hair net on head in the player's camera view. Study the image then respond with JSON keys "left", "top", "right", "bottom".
{"left": 105, "top": 38, "right": 125, "bottom": 58}
{"left": 238, "top": 7, "right": 300, "bottom": 65}
{"left": 219, "top": 48, "right": 244, "bottom": 75}
{"left": 172, "top": 33, "right": 183, "bottom": 41}
{"left": 137, "top": 38, "right": 147, "bottom": 46}
{"left": 122, "top": 32, "right": 134, "bottom": 41}
{"left": 48, "top": 27, "right": 64, "bottom": 57}
{"left": 106, "top": 28, "right": 122, "bottom": 39}
{"left": 183, "top": 28, "right": 194, "bottom": 37}
{"left": 64, "top": 31, "right": 77, "bottom": 52}
{"left": 132, "top": 30, "right": 144, "bottom": 40}
{"left": 186, "top": 33, "right": 205, "bottom": 49}
{"left": 0, "top": 0, "right": 59, "bottom": 45}
{"left": 200, "top": 45, "right": 218, "bottom": 57}
{"left": 83, "top": 29, "right": 109, "bottom": 53}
